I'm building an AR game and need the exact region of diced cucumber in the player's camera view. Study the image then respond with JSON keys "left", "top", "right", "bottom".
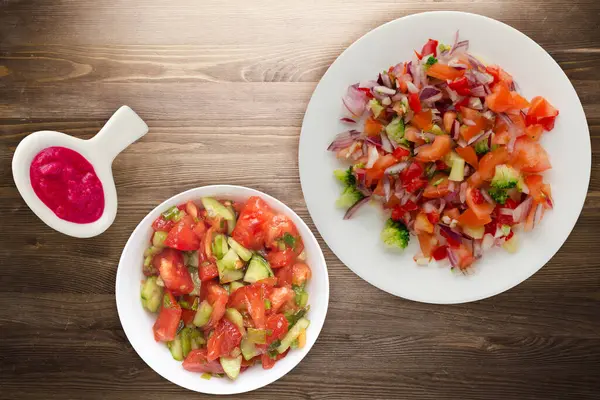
{"left": 162, "top": 205, "right": 180, "bottom": 221}
{"left": 193, "top": 300, "right": 213, "bottom": 327}
{"left": 167, "top": 337, "right": 184, "bottom": 361}
{"left": 240, "top": 337, "right": 260, "bottom": 361}
{"left": 144, "top": 246, "right": 162, "bottom": 257}
{"left": 277, "top": 318, "right": 310, "bottom": 354}
{"left": 180, "top": 327, "right": 193, "bottom": 357}
{"left": 449, "top": 156, "right": 465, "bottom": 182}
{"left": 152, "top": 231, "right": 168, "bottom": 248}
{"left": 140, "top": 276, "right": 164, "bottom": 313}
{"left": 230, "top": 281, "right": 245, "bottom": 293}
{"left": 225, "top": 204, "right": 237, "bottom": 235}
{"left": 462, "top": 225, "right": 484, "bottom": 240}
{"left": 225, "top": 308, "right": 246, "bottom": 335}
{"left": 190, "top": 329, "right": 206, "bottom": 349}
{"left": 221, "top": 248, "right": 243, "bottom": 269}
{"left": 227, "top": 237, "right": 253, "bottom": 262}
{"left": 243, "top": 255, "right": 274, "bottom": 283}
{"left": 247, "top": 328, "right": 267, "bottom": 344}
{"left": 296, "top": 291, "right": 309, "bottom": 308}
{"left": 220, "top": 355, "right": 242, "bottom": 380}
{"left": 217, "top": 260, "right": 245, "bottom": 284}
{"left": 185, "top": 251, "right": 199, "bottom": 268}
{"left": 212, "top": 234, "right": 229, "bottom": 260}
{"left": 188, "top": 269, "right": 201, "bottom": 296}
{"left": 201, "top": 197, "right": 235, "bottom": 222}
{"left": 143, "top": 255, "right": 152, "bottom": 268}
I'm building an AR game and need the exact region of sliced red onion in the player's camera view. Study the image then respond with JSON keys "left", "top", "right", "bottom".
{"left": 419, "top": 86, "right": 443, "bottom": 103}
{"left": 472, "top": 70, "right": 494, "bottom": 85}
{"left": 410, "top": 61, "right": 421, "bottom": 88}
{"left": 508, "top": 134, "right": 517, "bottom": 153}
{"left": 381, "top": 96, "right": 392, "bottom": 106}
{"left": 462, "top": 237, "right": 474, "bottom": 253}
{"left": 421, "top": 132, "right": 437, "bottom": 142}
{"left": 482, "top": 110, "right": 495, "bottom": 120}
{"left": 467, "top": 129, "right": 488, "bottom": 146}
{"left": 483, "top": 84, "right": 492, "bottom": 95}
{"left": 446, "top": 86, "right": 460, "bottom": 103}
{"left": 450, "top": 40, "right": 469, "bottom": 56}
{"left": 381, "top": 73, "right": 393, "bottom": 88}
{"left": 469, "top": 85, "right": 486, "bottom": 98}
{"left": 546, "top": 196, "right": 553, "bottom": 209}
{"left": 459, "top": 182, "right": 468, "bottom": 204}
{"left": 342, "top": 85, "right": 369, "bottom": 117}
{"left": 447, "top": 248, "right": 459, "bottom": 268}
{"left": 457, "top": 138, "right": 468, "bottom": 148}
{"left": 364, "top": 135, "right": 382, "bottom": 148}
{"left": 467, "top": 54, "right": 486, "bottom": 71}
{"left": 366, "top": 145, "right": 380, "bottom": 168}
{"left": 520, "top": 182, "right": 530, "bottom": 195}
{"left": 383, "top": 175, "right": 392, "bottom": 202}
{"left": 340, "top": 117, "right": 356, "bottom": 124}
{"left": 512, "top": 197, "right": 533, "bottom": 223}
{"left": 480, "top": 188, "right": 495, "bottom": 205}
{"left": 385, "top": 161, "right": 409, "bottom": 175}
{"left": 374, "top": 85, "right": 396, "bottom": 95}
{"left": 327, "top": 130, "right": 361, "bottom": 151}
{"left": 468, "top": 98, "right": 483, "bottom": 111}
{"left": 391, "top": 92, "right": 406, "bottom": 102}
{"left": 463, "top": 165, "right": 471, "bottom": 177}
{"left": 533, "top": 204, "right": 544, "bottom": 226}
{"left": 400, "top": 191, "right": 411, "bottom": 206}
{"left": 497, "top": 112, "right": 513, "bottom": 127}
{"left": 343, "top": 197, "right": 371, "bottom": 220}
{"left": 372, "top": 90, "right": 388, "bottom": 101}
{"left": 463, "top": 118, "right": 476, "bottom": 126}
{"left": 507, "top": 188, "right": 520, "bottom": 202}
{"left": 414, "top": 189, "right": 424, "bottom": 202}
{"left": 451, "top": 120, "right": 460, "bottom": 140}
{"left": 359, "top": 80, "right": 378, "bottom": 89}
{"left": 380, "top": 132, "right": 393, "bottom": 153}
{"left": 440, "top": 224, "right": 463, "bottom": 243}
{"left": 447, "top": 180, "right": 456, "bottom": 193}
{"left": 406, "top": 81, "right": 419, "bottom": 94}
{"left": 473, "top": 239, "right": 483, "bottom": 259}
{"left": 438, "top": 199, "right": 447, "bottom": 214}
{"left": 422, "top": 201, "right": 438, "bottom": 214}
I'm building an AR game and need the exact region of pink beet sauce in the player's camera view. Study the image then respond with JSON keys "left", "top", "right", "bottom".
{"left": 30, "top": 146, "right": 105, "bottom": 224}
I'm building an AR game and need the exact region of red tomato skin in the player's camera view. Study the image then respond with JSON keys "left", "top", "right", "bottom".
{"left": 153, "top": 248, "right": 194, "bottom": 295}
{"left": 267, "top": 249, "right": 296, "bottom": 269}
{"left": 275, "top": 265, "right": 294, "bottom": 287}
{"left": 153, "top": 291, "right": 182, "bottom": 342}
{"left": 152, "top": 216, "right": 175, "bottom": 232}
{"left": 206, "top": 318, "right": 243, "bottom": 361}
{"left": 164, "top": 217, "right": 201, "bottom": 251}
{"left": 432, "top": 245, "right": 448, "bottom": 261}
{"left": 181, "top": 309, "right": 195, "bottom": 326}
{"left": 408, "top": 92, "right": 422, "bottom": 113}
{"left": 231, "top": 197, "right": 274, "bottom": 250}
{"left": 421, "top": 39, "right": 439, "bottom": 57}
{"left": 199, "top": 261, "right": 219, "bottom": 281}
{"left": 183, "top": 349, "right": 225, "bottom": 374}
{"left": 265, "top": 314, "right": 289, "bottom": 345}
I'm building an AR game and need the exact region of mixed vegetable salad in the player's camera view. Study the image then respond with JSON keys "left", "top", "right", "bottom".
{"left": 140, "top": 196, "right": 312, "bottom": 380}
{"left": 329, "top": 33, "right": 558, "bottom": 271}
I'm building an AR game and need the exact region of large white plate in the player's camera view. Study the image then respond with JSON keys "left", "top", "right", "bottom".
{"left": 299, "top": 11, "right": 590, "bottom": 304}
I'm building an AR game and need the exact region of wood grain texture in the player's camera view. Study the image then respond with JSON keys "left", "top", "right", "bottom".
{"left": 1, "top": 0, "right": 600, "bottom": 399}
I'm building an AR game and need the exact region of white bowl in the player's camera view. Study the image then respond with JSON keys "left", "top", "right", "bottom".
{"left": 299, "top": 11, "right": 590, "bottom": 304}
{"left": 12, "top": 106, "right": 148, "bottom": 238}
{"left": 115, "top": 185, "right": 329, "bottom": 394}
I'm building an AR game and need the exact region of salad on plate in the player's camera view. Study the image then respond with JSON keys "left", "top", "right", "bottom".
{"left": 139, "top": 196, "right": 312, "bottom": 379}
{"left": 328, "top": 33, "right": 559, "bottom": 271}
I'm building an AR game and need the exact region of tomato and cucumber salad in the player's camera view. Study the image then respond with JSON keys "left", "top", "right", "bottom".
{"left": 140, "top": 196, "right": 312, "bottom": 379}
{"left": 329, "top": 34, "right": 557, "bottom": 271}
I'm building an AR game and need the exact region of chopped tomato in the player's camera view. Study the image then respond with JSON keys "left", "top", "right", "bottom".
{"left": 183, "top": 349, "right": 225, "bottom": 374}
{"left": 426, "top": 211, "right": 440, "bottom": 224}
{"left": 448, "top": 77, "right": 471, "bottom": 96}
{"left": 261, "top": 350, "right": 288, "bottom": 370}
{"left": 524, "top": 124, "right": 544, "bottom": 141}
{"left": 153, "top": 291, "right": 182, "bottom": 342}
{"left": 365, "top": 117, "right": 384, "bottom": 136}
{"left": 455, "top": 146, "right": 479, "bottom": 168}
{"left": 391, "top": 200, "right": 419, "bottom": 220}
{"left": 436, "top": 160, "right": 449, "bottom": 170}
{"left": 432, "top": 245, "right": 448, "bottom": 261}
{"left": 263, "top": 214, "right": 299, "bottom": 249}
{"left": 204, "top": 281, "right": 229, "bottom": 329}
{"left": 417, "top": 232, "right": 437, "bottom": 257}
{"left": 265, "top": 313, "right": 289, "bottom": 344}
{"left": 423, "top": 174, "right": 451, "bottom": 198}
{"left": 485, "top": 82, "right": 529, "bottom": 113}
{"left": 405, "top": 126, "right": 425, "bottom": 145}
{"left": 512, "top": 137, "right": 551, "bottom": 173}
{"left": 228, "top": 283, "right": 267, "bottom": 329}
{"left": 275, "top": 264, "right": 294, "bottom": 287}
{"left": 292, "top": 263, "right": 312, "bottom": 286}
{"left": 457, "top": 208, "right": 492, "bottom": 227}
{"left": 267, "top": 248, "right": 296, "bottom": 269}
{"left": 426, "top": 63, "right": 464, "bottom": 81}
{"left": 453, "top": 244, "right": 475, "bottom": 269}
{"left": 411, "top": 110, "right": 433, "bottom": 131}
{"left": 152, "top": 216, "right": 175, "bottom": 232}
{"left": 185, "top": 201, "right": 199, "bottom": 219}
{"left": 414, "top": 135, "right": 452, "bottom": 162}
{"left": 181, "top": 309, "right": 196, "bottom": 326}
{"left": 414, "top": 212, "right": 434, "bottom": 234}
{"left": 486, "top": 65, "right": 513, "bottom": 87}
{"left": 525, "top": 174, "right": 552, "bottom": 205}
{"left": 365, "top": 154, "right": 398, "bottom": 185}
{"left": 400, "top": 162, "right": 423, "bottom": 183}
{"left": 206, "top": 318, "right": 242, "bottom": 361}
{"left": 231, "top": 196, "right": 273, "bottom": 250}
{"left": 443, "top": 111, "right": 457, "bottom": 133}
{"left": 199, "top": 261, "right": 219, "bottom": 281}
{"left": 527, "top": 96, "right": 559, "bottom": 131}
{"left": 440, "top": 226, "right": 461, "bottom": 247}
{"left": 268, "top": 286, "right": 295, "bottom": 314}
{"left": 459, "top": 117, "right": 487, "bottom": 142}
{"left": 164, "top": 216, "right": 201, "bottom": 251}
{"left": 443, "top": 207, "right": 461, "bottom": 221}
{"left": 153, "top": 248, "right": 194, "bottom": 295}
{"left": 408, "top": 92, "right": 422, "bottom": 114}
{"left": 193, "top": 220, "right": 207, "bottom": 240}
{"left": 466, "top": 187, "right": 494, "bottom": 219}
{"left": 476, "top": 147, "right": 509, "bottom": 182}
{"left": 421, "top": 39, "right": 439, "bottom": 57}
{"left": 392, "top": 147, "right": 410, "bottom": 158}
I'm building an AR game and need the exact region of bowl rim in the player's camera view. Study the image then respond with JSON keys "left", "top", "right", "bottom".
{"left": 115, "top": 184, "right": 329, "bottom": 394}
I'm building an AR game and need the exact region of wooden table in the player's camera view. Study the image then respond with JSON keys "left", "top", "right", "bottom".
{"left": 1, "top": 1, "right": 599, "bottom": 399}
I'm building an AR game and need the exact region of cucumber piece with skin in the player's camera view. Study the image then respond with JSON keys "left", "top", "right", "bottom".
{"left": 277, "top": 318, "right": 310, "bottom": 354}
{"left": 227, "top": 237, "right": 253, "bottom": 262}
{"left": 225, "top": 204, "right": 237, "bottom": 235}
{"left": 189, "top": 328, "right": 206, "bottom": 349}
{"left": 152, "top": 231, "right": 168, "bottom": 248}
{"left": 180, "top": 327, "right": 193, "bottom": 358}
{"left": 220, "top": 248, "right": 243, "bottom": 270}
{"left": 201, "top": 197, "right": 235, "bottom": 222}
{"left": 193, "top": 300, "right": 213, "bottom": 327}
{"left": 217, "top": 260, "right": 245, "bottom": 284}
{"left": 225, "top": 308, "right": 246, "bottom": 335}
{"left": 220, "top": 355, "right": 242, "bottom": 380}
{"left": 168, "top": 337, "right": 184, "bottom": 361}
{"left": 212, "top": 234, "right": 229, "bottom": 260}
{"left": 247, "top": 328, "right": 267, "bottom": 344}
{"left": 230, "top": 281, "right": 245, "bottom": 293}
{"left": 141, "top": 276, "right": 164, "bottom": 313}
{"left": 244, "top": 255, "right": 274, "bottom": 283}
{"left": 240, "top": 337, "right": 260, "bottom": 361}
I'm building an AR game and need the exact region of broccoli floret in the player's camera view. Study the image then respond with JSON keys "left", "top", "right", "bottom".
{"left": 380, "top": 218, "right": 410, "bottom": 250}
{"left": 474, "top": 139, "right": 489, "bottom": 155}
{"left": 491, "top": 165, "right": 520, "bottom": 189}
{"left": 336, "top": 186, "right": 364, "bottom": 209}
{"left": 424, "top": 56, "right": 438, "bottom": 68}
{"left": 368, "top": 98, "right": 384, "bottom": 118}
{"left": 333, "top": 167, "right": 356, "bottom": 187}
{"left": 385, "top": 117, "right": 405, "bottom": 144}
{"left": 488, "top": 187, "right": 509, "bottom": 205}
